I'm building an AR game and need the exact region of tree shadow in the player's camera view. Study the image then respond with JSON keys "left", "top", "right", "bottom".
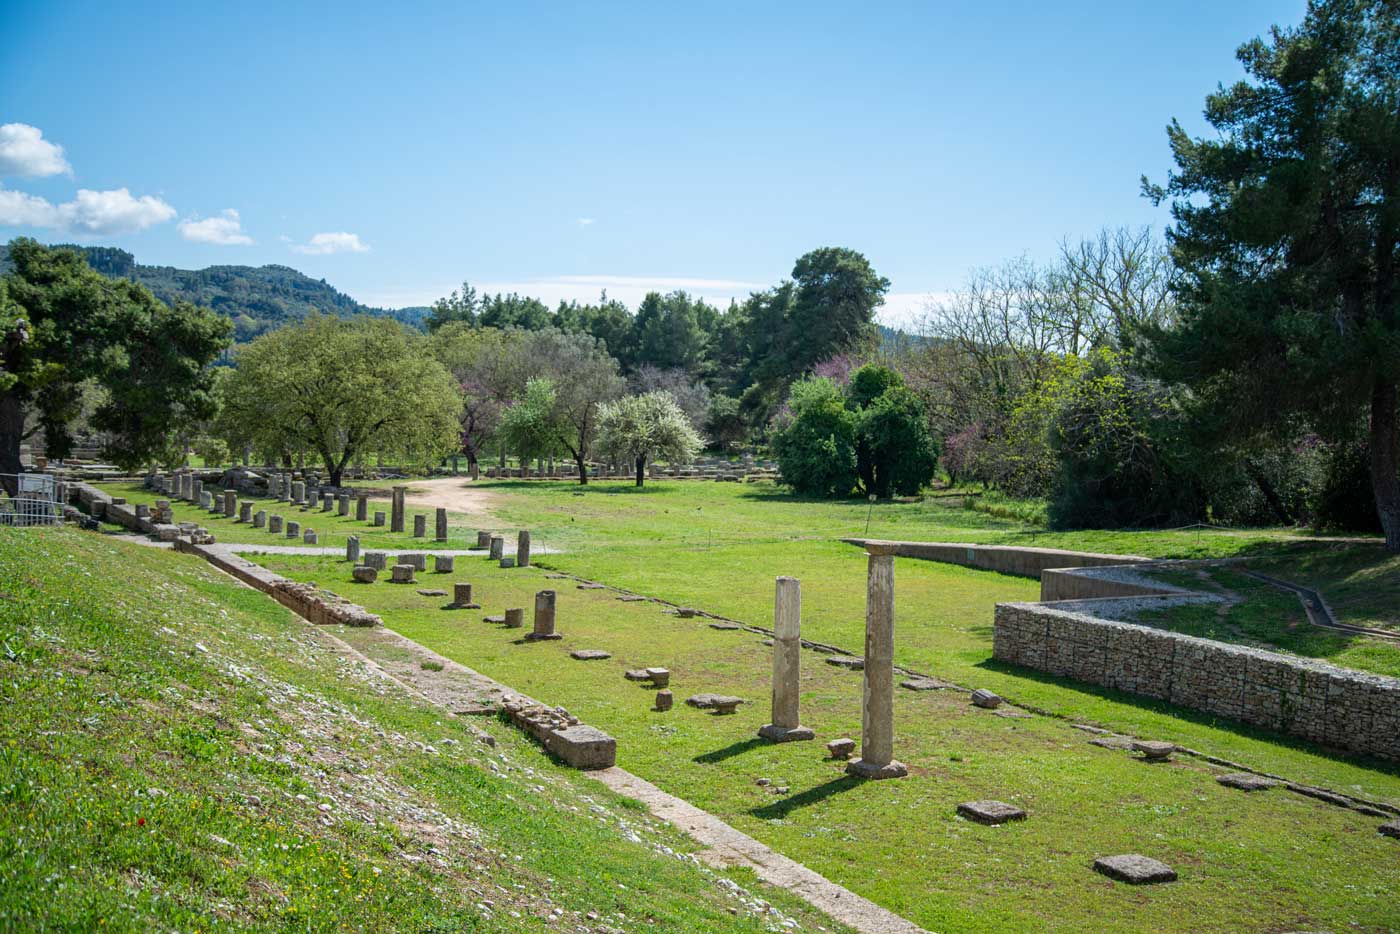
{"left": 748, "top": 776, "right": 863, "bottom": 820}
{"left": 692, "top": 737, "right": 766, "bottom": 764}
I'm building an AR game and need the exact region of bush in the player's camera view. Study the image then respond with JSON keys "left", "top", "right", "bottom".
{"left": 1311, "top": 436, "right": 1382, "bottom": 533}
{"left": 771, "top": 378, "right": 858, "bottom": 497}
{"left": 854, "top": 383, "right": 940, "bottom": 497}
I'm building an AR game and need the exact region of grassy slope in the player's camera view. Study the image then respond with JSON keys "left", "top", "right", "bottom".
{"left": 0, "top": 527, "right": 844, "bottom": 933}
{"left": 1249, "top": 545, "right": 1400, "bottom": 631}
{"left": 260, "top": 550, "right": 1400, "bottom": 934}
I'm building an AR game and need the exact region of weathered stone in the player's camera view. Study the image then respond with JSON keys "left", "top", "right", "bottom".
{"left": 526, "top": 590, "right": 559, "bottom": 640}
{"left": 504, "top": 608, "right": 525, "bottom": 629}
{"left": 416, "top": 589, "right": 447, "bottom": 597}
{"left": 1090, "top": 735, "right": 1137, "bottom": 751}
{"left": 517, "top": 529, "right": 531, "bottom": 567}
{"left": 760, "top": 575, "right": 813, "bottom": 743}
{"left": 373, "top": 511, "right": 386, "bottom": 527}
{"left": 355, "top": 493, "right": 368, "bottom": 521}
{"left": 571, "top": 649, "right": 612, "bottom": 660}
{"left": 346, "top": 535, "right": 360, "bottom": 564}
{"left": 352, "top": 565, "right": 377, "bottom": 583}
{"left": 338, "top": 493, "right": 350, "bottom": 516}
{"left": 901, "top": 677, "right": 951, "bottom": 691}
{"left": 321, "top": 492, "right": 333, "bottom": 512}
{"left": 435, "top": 507, "right": 448, "bottom": 542}
{"left": 617, "top": 594, "right": 647, "bottom": 602}
{"left": 1132, "top": 740, "right": 1176, "bottom": 761}
{"left": 708, "top": 621, "right": 740, "bottom": 630}
{"left": 957, "top": 800, "right": 1027, "bottom": 825}
{"left": 645, "top": 667, "right": 670, "bottom": 688}
{"left": 1379, "top": 820, "right": 1400, "bottom": 839}
{"left": 676, "top": 607, "right": 698, "bottom": 618}
{"left": 390, "top": 486, "right": 406, "bottom": 533}
{"left": 825, "top": 655, "right": 864, "bottom": 670}
{"left": 971, "top": 688, "right": 1003, "bottom": 709}
{"left": 624, "top": 669, "right": 651, "bottom": 681}
{"left": 483, "top": 615, "right": 505, "bottom": 624}
{"left": 499, "top": 557, "right": 516, "bottom": 569}
{"left": 291, "top": 480, "right": 305, "bottom": 505}
{"left": 848, "top": 549, "right": 906, "bottom": 780}
{"left": 577, "top": 582, "right": 605, "bottom": 590}
{"left": 488, "top": 535, "right": 504, "bottom": 560}
{"left": 269, "top": 515, "right": 283, "bottom": 534}
{"left": 449, "top": 582, "right": 477, "bottom": 608}
{"left": 286, "top": 520, "right": 300, "bottom": 539}
{"left": 399, "top": 553, "right": 427, "bottom": 571}
{"left": 363, "top": 551, "right": 387, "bottom": 570}
{"left": 238, "top": 501, "right": 253, "bottom": 523}
{"left": 654, "top": 690, "right": 673, "bottom": 711}
{"left": 826, "top": 738, "right": 857, "bottom": 760}
{"left": 1093, "top": 854, "right": 1177, "bottom": 885}
{"left": 434, "top": 555, "right": 454, "bottom": 573}
{"left": 476, "top": 530, "right": 491, "bottom": 548}
{"left": 253, "top": 510, "right": 267, "bottom": 529}
{"left": 303, "top": 529, "right": 318, "bottom": 545}
{"left": 413, "top": 514, "right": 427, "bottom": 538}
{"left": 686, "top": 694, "right": 744, "bottom": 714}
{"left": 543, "top": 724, "right": 615, "bottom": 770}
{"left": 390, "top": 564, "right": 415, "bottom": 584}
{"left": 1215, "top": 772, "right": 1277, "bottom": 792}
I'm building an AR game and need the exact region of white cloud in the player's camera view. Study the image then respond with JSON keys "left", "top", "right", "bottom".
{"left": 0, "top": 185, "right": 175, "bottom": 234}
{"left": 291, "top": 231, "right": 369, "bottom": 255}
{"left": 179, "top": 208, "right": 253, "bottom": 245}
{"left": 0, "top": 123, "right": 71, "bottom": 178}
{"left": 576, "top": 217, "right": 595, "bottom": 226}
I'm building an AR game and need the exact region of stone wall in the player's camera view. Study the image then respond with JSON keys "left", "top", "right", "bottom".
{"left": 844, "top": 538, "right": 1148, "bottom": 580}
{"left": 993, "top": 601, "right": 1400, "bottom": 762}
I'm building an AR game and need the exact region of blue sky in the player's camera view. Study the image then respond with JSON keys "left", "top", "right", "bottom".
{"left": 1, "top": 0, "right": 1305, "bottom": 326}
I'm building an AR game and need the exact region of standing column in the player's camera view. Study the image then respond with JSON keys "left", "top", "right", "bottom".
{"left": 847, "top": 544, "right": 906, "bottom": 779}
{"left": 525, "top": 590, "right": 560, "bottom": 640}
{"left": 759, "top": 576, "right": 814, "bottom": 742}
{"left": 355, "top": 493, "right": 368, "bottom": 522}
{"left": 291, "top": 480, "right": 305, "bottom": 505}
{"left": 516, "top": 529, "right": 531, "bottom": 567}
{"left": 435, "top": 508, "right": 448, "bottom": 542}
{"left": 223, "top": 490, "right": 237, "bottom": 517}
{"left": 390, "top": 486, "right": 406, "bottom": 533}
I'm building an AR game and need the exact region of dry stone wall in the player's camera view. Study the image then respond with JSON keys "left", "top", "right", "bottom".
{"left": 994, "top": 601, "right": 1400, "bottom": 762}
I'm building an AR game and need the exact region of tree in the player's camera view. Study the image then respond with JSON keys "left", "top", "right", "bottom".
{"left": 1143, "top": 0, "right": 1400, "bottom": 549}
{"left": 429, "top": 324, "right": 522, "bottom": 474}
{"left": 781, "top": 248, "right": 889, "bottom": 379}
{"left": 426, "top": 281, "right": 479, "bottom": 331}
{"left": 771, "top": 377, "right": 859, "bottom": 497}
{"left": 633, "top": 291, "right": 709, "bottom": 373}
{"left": 218, "top": 314, "right": 462, "bottom": 486}
{"left": 1, "top": 239, "right": 231, "bottom": 485}
{"left": 521, "top": 329, "right": 626, "bottom": 483}
{"left": 848, "top": 366, "right": 940, "bottom": 498}
{"left": 629, "top": 364, "right": 711, "bottom": 432}
{"left": 596, "top": 391, "right": 703, "bottom": 487}
{"left": 498, "top": 378, "right": 566, "bottom": 465}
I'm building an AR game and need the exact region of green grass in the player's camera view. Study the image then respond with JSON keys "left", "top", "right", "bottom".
{"left": 256, "top": 550, "right": 1400, "bottom": 933}
{"left": 1247, "top": 544, "right": 1400, "bottom": 631}
{"left": 0, "top": 527, "right": 845, "bottom": 932}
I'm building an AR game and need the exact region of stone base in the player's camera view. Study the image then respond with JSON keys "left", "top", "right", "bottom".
{"left": 524, "top": 632, "right": 563, "bottom": 641}
{"left": 447, "top": 602, "right": 481, "bottom": 610}
{"left": 845, "top": 758, "right": 908, "bottom": 780}
{"left": 758, "top": 723, "right": 815, "bottom": 743}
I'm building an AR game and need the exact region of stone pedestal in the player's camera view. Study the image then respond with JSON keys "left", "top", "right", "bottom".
{"left": 253, "top": 510, "right": 267, "bottom": 529}
{"left": 847, "top": 546, "right": 906, "bottom": 779}
{"left": 269, "top": 515, "right": 283, "bottom": 533}
{"left": 413, "top": 514, "right": 426, "bottom": 538}
{"left": 291, "top": 481, "right": 305, "bottom": 505}
{"left": 451, "top": 583, "right": 477, "bottom": 608}
{"left": 346, "top": 535, "right": 360, "bottom": 563}
{"left": 504, "top": 607, "right": 524, "bottom": 628}
{"left": 338, "top": 493, "right": 350, "bottom": 516}
{"left": 400, "top": 553, "right": 427, "bottom": 571}
{"left": 303, "top": 529, "right": 318, "bottom": 544}
{"left": 286, "top": 520, "right": 300, "bottom": 539}
{"left": 390, "top": 486, "right": 406, "bottom": 533}
{"left": 759, "top": 576, "right": 814, "bottom": 742}
{"left": 238, "top": 501, "right": 253, "bottom": 523}
{"left": 488, "top": 536, "right": 504, "bottom": 560}
{"left": 435, "top": 508, "right": 448, "bottom": 542}
{"left": 363, "top": 551, "right": 387, "bottom": 570}
{"left": 193, "top": 479, "right": 204, "bottom": 504}
{"left": 434, "top": 555, "right": 454, "bottom": 573}
{"left": 352, "top": 565, "right": 377, "bottom": 583}
{"left": 355, "top": 494, "right": 368, "bottom": 522}
{"left": 319, "top": 492, "right": 331, "bottom": 512}
{"left": 517, "top": 530, "right": 531, "bottom": 567}
{"left": 476, "top": 530, "right": 491, "bottom": 548}
{"left": 222, "top": 490, "right": 237, "bottom": 517}
{"left": 373, "top": 511, "right": 385, "bottom": 527}
{"left": 390, "top": 564, "right": 415, "bottom": 584}
{"left": 526, "top": 590, "right": 560, "bottom": 640}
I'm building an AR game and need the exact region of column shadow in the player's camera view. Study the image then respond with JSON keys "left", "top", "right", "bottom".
{"left": 693, "top": 737, "right": 766, "bottom": 764}
{"left": 748, "top": 776, "right": 863, "bottom": 819}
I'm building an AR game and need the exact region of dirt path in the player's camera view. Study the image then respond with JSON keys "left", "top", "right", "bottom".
{"left": 395, "top": 477, "right": 505, "bottom": 520}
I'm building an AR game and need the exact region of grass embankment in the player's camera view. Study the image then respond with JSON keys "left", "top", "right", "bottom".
{"left": 0, "top": 527, "right": 843, "bottom": 932}
{"left": 259, "top": 546, "right": 1400, "bottom": 934}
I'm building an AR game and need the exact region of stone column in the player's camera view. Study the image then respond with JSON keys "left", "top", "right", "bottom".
{"left": 223, "top": 490, "right": 237, "bottom": 517}
{"left": 192, "top": 478, "right": 203, "bottom": 504}
{"left": 488, "top": 535, "right": 504, "bottom": 560}
{"left": 321, "top": 492, "right": 333, "bottom": 512}
{"left": 373, "top": 511, "right": 386, "bottom": 526}
{"left": 346, "top": 535, "right": 360, "bottom": 564}
{"left": 355, "top": 493, "right": 368, "bottom": 521}
{"left": 253, "top": 510, "right": 266, "bottom": 529}
{"left": 759, "top": 576, "right": 813, "bottom": 742}
{"left": 238, "top": 501, "right": 253, "bottom": 523}
{"left": 476, "top": 530, "right": 491, "bottom": 548}
{"left": 435, "top": 508, "right": 448, "bottom": 542}
{"left": 269, "top": 514, "right": 282, "bottom": 533}
{"left": 413, "top": 514, "right": 426, "bottom": 537}
{"left": 847, "top": 544, "right": 906, "bottom": 779}
{"left": 390, "top": 486, "right": 407, "bottom": 533}
{"left": 291, "top": 480, "right": 305, "bottom": 505}
{"left": 451, "top": 583, "right": 476, "bottom": 607}
{"left": 338, "top": 493, "right": 350, "bottom": 516}
{"left": 286, "top": 519, "right": 301, "bottom": 539}
{"left": 526, "top": 590, "right": 560, "bottom": 640}
{"left": 517, "top": 530, "right": 531, "bottom": 567}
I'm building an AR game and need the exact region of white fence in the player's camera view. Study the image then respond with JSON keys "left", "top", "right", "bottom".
{"left": 0, "top": 473, "right": 67, "bottom": 527}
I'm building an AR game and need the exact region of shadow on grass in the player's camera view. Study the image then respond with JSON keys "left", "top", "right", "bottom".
{"left": 693, "top": 737, "right": 766, "bottom": 764}
{"left": 748, "top": 776, "right": 863, "bottom": 819}
{"left": 975, "top": 656, "right": 1400, "bottom": 780}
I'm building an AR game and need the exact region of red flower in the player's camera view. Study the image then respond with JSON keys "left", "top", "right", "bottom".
{"left": 136, "top": 817, "right": 145, "bottom": 826}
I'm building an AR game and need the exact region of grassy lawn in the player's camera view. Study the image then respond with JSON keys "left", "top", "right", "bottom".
{"left": 0, "top": 528, "right": 842, "bottom": 932}
{"left": 1133, "top": 567, "right": 1400, "bottom": 679}
{"left": 99, "top": 481, "right": 485, "bottom": 553}
{"left": 1247, "top": 544, "right": 1400, "bottom": 631}
{"left": 256, "top": 549, "right": 1400, "bottom": 933}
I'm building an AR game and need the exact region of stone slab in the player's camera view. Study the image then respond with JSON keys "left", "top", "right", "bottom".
{"left": 1093, "top": 854, "right": 1177, "bottom": 885}
{"left": 1216, "top": 772, "right": 1278, "bottom": 792}
{"left": 571, "top": 649, "right": 612, "bottom": 660}
{"left": 957, "top": 800, "right": 1026, "bottom": 825}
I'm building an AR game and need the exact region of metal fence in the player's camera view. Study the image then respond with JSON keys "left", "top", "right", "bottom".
{"left": 0, "top": 473, "right": 67, "bottom": 527}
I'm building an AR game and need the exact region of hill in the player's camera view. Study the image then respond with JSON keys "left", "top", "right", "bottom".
{"left": 0, "top": 525, "right": 840, "bottom": 931}
{"left": 0, "top": 243, "right": 428, "bottom": 341}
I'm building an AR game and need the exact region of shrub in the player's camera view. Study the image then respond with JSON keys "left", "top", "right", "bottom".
{"left": 771, "top": 377, "right": 858, "bottom": 497}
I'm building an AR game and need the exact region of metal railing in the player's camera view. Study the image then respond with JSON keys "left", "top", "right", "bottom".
{"left": 0, "top": 473, "right": 66, "bottom": 527}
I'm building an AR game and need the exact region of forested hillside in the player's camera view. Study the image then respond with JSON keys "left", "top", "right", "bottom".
{"left": 0, "top": 244, "right": 428, "bottom": 341}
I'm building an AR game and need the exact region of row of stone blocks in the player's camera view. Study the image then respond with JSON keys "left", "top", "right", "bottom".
{"left": 501, "top": 699, "right": 615, "bottom": 769}
{"left": 993, "top": 602, "right": 1400, "bottom": 762}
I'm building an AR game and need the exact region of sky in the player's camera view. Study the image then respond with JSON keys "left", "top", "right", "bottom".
{"left": 0, "top": 0, "right": 1306, "bottom": 328}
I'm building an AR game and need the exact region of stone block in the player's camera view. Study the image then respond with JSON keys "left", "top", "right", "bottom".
{"left": 390, "top": 564, "right": 416, "bottom": 584}
{"left": 434, "top": 555, "right": 454, "bottom": 573}
{"left": 1093, "top": 854, "right": 1177, "bottom": 885}
{"left": 352, "top": 565, "right": 377, "bottom": 584}
{"left": 957, "top": 800, "right": 1026, "bottom": 825}
{"left": 364, "top": 551, "right": 387, "bottom": 570}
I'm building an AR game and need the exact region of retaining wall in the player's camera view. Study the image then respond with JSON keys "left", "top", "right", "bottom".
{"left": 993, "top": 601, "right": 1400, "bottom": 762}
